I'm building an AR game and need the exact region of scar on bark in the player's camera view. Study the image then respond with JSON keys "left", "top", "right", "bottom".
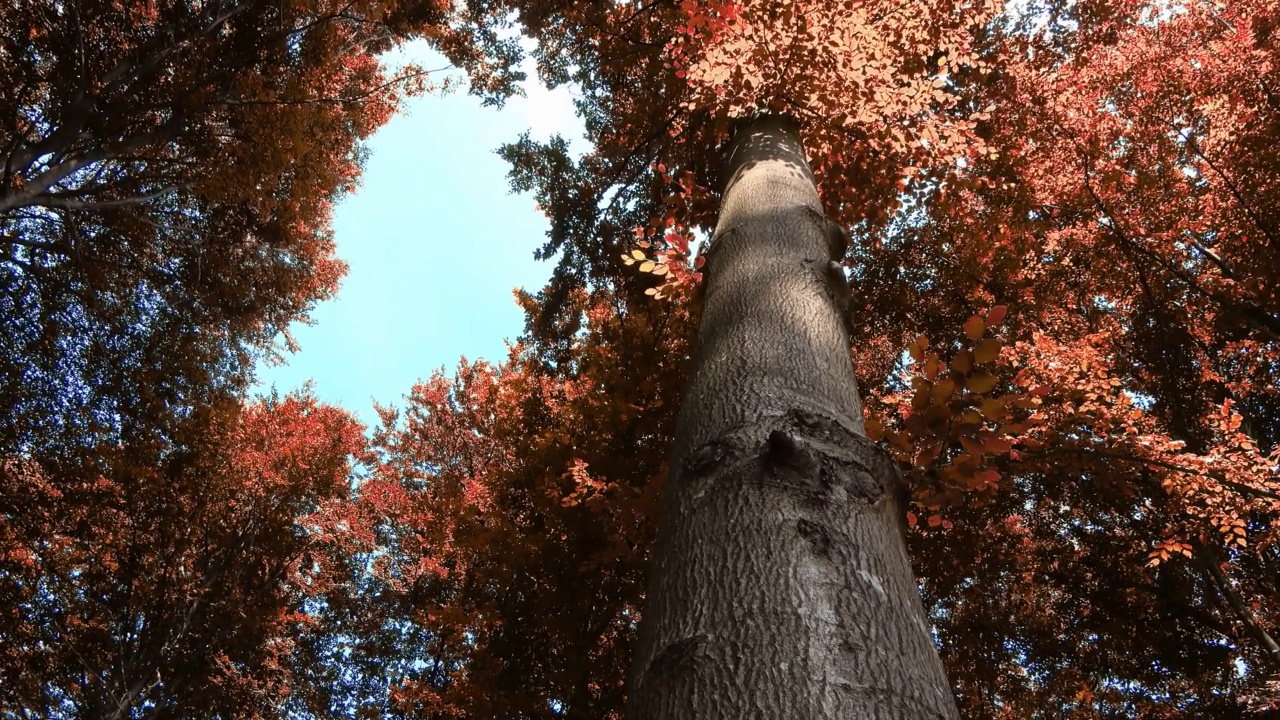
{"left": 824, "top": 215, "right": 851, "bottom": 261}
{"left": 641, "top": 634, "right": 711, "bottom": 687}
{"left": 682, "top": 440, "right": 727, "bottom": 479}
{"left": 795, "top": 256, "right": 853, "bottom": 341}
{"left": 796, "top": 518, "right": 832, "bottom": 557}
{"left": 764, "top": 428, "right": 820, "bottom": 473}
{"left": 801, "top": 205, "right": 850, "bottom": 260}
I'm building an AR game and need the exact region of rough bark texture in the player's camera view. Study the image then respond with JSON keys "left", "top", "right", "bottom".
{"left": 628, "top": 116, "right": 959, "bottom": 720}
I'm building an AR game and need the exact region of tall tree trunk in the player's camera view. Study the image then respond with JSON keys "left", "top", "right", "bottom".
{"left": 627, "top": 116, "right": 958, "bottom": 720}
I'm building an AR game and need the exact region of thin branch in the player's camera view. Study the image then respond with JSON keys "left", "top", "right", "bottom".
{"left": 1188, "top": 237, "right": 1235, "bottom": 278}
{"left": 1166, "top": 120, "right": 1280, "bottom": 247}
{"left": 1047, "top": 445, "right": 1280, "bottom": 503}
{"left": 0, "top": 233, "right": 70, "bottom": 255}
{"left": 211, "top": 67, "right": 448, "bottom": 108}
{"left": 34, "top": 186, "right": 184, "bottom": 211}
{"left": 1194, "top": 539, "right": 1280, "bottom": 672}
{"left": 1073, "top": 142, "right": 1280, "bottom": 342}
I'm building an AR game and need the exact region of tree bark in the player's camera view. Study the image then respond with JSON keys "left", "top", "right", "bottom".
{"left": 627, "top": 116, "right": 958, "bottom": 720}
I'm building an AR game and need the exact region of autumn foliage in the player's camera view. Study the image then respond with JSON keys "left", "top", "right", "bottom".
{"left": 307, "top": 290, "right": 694, "bottom": 718}
{"left": 0, "top": 0, "right": 482, "bottom": 457}
{"left": 0, "top": 393, "right": 365, "bottom": 716}
{"left": 390, "top": 0, "right": 1280, "bottom": 715}
{"left": 0, "top": 0, "right": 511, "bottom": 715}
{"left": 5, "top": 0, "right": 1280, "bottom": 717}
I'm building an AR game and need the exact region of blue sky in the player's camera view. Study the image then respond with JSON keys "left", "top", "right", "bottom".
{"left": 255, "top": 42, "right": 584, "bottom": 426}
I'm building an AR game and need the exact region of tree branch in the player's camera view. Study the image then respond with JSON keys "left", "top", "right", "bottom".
{"left": 34, "top": 186, "right": 184, "bottom": 211}
{"left": 211, "top": 67, "right": 449, "bottom": 108}
{"left": 1194, "top": 539, "right": 1280, "bottom": 672}
{"left": 1073, "top": 143, "right": 1280, "bottom": 343}
{"left": 1044, "top": 445, "right": 1280, "bottom": 503}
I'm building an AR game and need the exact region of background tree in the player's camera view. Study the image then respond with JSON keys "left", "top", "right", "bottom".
{"left": 853, "top": 1, "right": 1280, "bottom": 713}
{"left": 0, "top": 392, "right": 366, "bottom": 718}
{"left": 0, "top": 2, "right": 526, "bottom": 715}
{"left": 310, "top": 287, "right": 694, "bottom": 718}
{"left": 0, "top": 0, "right": 522, "bottom": 458}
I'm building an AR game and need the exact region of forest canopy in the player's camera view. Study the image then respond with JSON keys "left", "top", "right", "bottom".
{"left": 2, "top": 0, "right": 1279, "bottom": 717}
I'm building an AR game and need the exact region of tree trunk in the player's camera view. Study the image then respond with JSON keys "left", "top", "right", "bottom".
{"left": 627, "top": 116, "right": 959, "bottom": 720}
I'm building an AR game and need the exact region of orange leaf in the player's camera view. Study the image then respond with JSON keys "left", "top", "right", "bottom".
{"left": 924, "top": 356, "right": 941, "bottom": 381}
{"left": 865, "top": 416, "right": 885, "bottom": 442}
{"left": 916, "top": 442, "right": 942, "bottom": 467}
{"left": 909, "top": 335, "right": 927, "bottom": 361}
{"left": 912, "top": 385, "right": 932, "bottom": 410}
{"left": 978, "top": 398, "right": 1005, "bottom": 419}
{"left": 983, "top": 437, "right": 1012, "bottom": 455}
{"left": 967, "top": 372, "right": 998, "bottom": 394}
{"left": 963, "top": 314, "right": 985, "bottom": 340}
{"left": 974, "top": 338, "right": 1001, "bottom": 364}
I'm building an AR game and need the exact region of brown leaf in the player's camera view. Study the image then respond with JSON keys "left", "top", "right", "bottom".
{"left": 963, "top": 315, "right": 986, "bottom": 340}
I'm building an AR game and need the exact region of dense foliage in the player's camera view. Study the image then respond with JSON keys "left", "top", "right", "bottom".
{"left": 3, "top": 0, "right": 1279, "bottom": 717}
{"left": 0, "top": 393, "right": 366, "bottom": 716}
{"left": 346, "top": 0, "right": 1280, "bottom": 716}
{"left": 0, "top": 0, "right": 515, "bottom": 715}
{"left": 0, "top": 0, "right": 518, "bottom": 457}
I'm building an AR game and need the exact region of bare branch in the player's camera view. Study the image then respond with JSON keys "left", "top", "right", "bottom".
{"left": 1195, "top": 539, "right": 1280, "bottom": 672}
{"left": 211, "top": 67, "right": 450, "bottom": 108}
{"left": 34, "top": 186, "right": 184, "bottom": 211}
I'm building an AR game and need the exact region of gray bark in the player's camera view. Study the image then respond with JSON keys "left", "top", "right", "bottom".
{"left": 627, "top": 116, "right": 959, "bottom": 720}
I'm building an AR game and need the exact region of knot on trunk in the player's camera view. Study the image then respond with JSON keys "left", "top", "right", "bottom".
{"left": 758, "top": 409, "right": 904, "bottom": 507}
